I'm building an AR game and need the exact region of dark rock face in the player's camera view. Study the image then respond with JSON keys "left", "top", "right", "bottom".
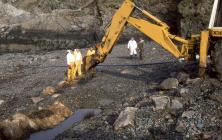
{"left": 178, "top": 0, "right": 214, "bottom": 37}
{"left": 0, "top": 0, "right": 214, "bottom": 52}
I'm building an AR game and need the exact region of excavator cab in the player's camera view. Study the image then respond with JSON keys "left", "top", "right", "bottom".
{"left": 208, "top": 0, "right": 222, "bottom": 37}
{"left": 207, "top": 0, "right": 222, "bottom": 80}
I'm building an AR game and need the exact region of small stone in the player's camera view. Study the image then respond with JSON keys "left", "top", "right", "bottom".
{"left": 186, "top": 78, "right": 202, "bottom": 85}
{"left": 123, "top": 102, "right": 129, "bottom": 107}
{"left": 203, "top": 133, "right": 212, "bottom": 139}
{"left": 99, "top": 98, "right": 114, "bottom": 106}
{"left": 168, "top": 119, "right": 174, "bottom": 123}
{"left": 209, "top": 94, "right": 222, "bottom": 103}
{"left": 179, "top": 88, "right": 189, "bottom": 96}
{"left": 71, "top": 87, "right": 76, "bottom": 90}
{"left": 42, "top": 86, "right": 56, "bottom": 96}
{"left": 135, "top": 98, "right": 152, "bottom": 108}
{"left": 0, "top": 100, "right": 4, "bottom": 105}
{"left": 121, "top": 69, "right": 131, "bottom": 74}
{"left": 114, "top": 107, "right": 138, "bottom": 131}
{"left": 38, "top": 106, "right": 43, "bottom": 110}
{"left": 151, "top": 96, "right": 170, "bottom": 111}
{"left": 176, "top": 121, "right": 187, "bottom": 133}
{"left": 51, "top": 94, "right": 61, "bottom": 98}
{"left": 106, "top": 113, "right": 118, "bottom": 125}
{"left": 182, "top": 111, "right": 196, "bottom": 119}
{"left": 49, "top": 59, "right": 57, "bottom": 62}
{"left": 170, "top": 99, "right": 183, "bottom": 110}
{"left": 165, "top": 114, "right": 172, "bottom": 119}
{"left": 160, "top": 78, "right": 179, "bottom": 90}
{"left": 31, "top": 97, "right": 44, "bottom": 104}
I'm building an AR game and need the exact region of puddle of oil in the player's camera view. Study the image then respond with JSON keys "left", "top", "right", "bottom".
{"left": 29, "top": 109, "right": 101, "bottom": 140}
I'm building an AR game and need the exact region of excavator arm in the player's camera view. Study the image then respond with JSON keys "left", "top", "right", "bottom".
{"left": 83, "top": 0, "right": 194, "bottom": 72}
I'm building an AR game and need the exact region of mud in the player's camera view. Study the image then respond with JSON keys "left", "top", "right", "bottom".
{"left": 0, "top": 41, "right": 221, "bottom": 139}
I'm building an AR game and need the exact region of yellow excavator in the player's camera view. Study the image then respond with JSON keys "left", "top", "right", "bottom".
{"left": 82, "top": 0, "right": 222, "bottom": 80}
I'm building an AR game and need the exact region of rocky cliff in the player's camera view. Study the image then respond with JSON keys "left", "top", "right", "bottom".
{"left": 0, "top": 0, "right": 214, "bottom": 52}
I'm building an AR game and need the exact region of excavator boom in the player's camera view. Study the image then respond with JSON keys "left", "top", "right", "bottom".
{"left": 83, "top": 0, "right": 193, "bottom": 72}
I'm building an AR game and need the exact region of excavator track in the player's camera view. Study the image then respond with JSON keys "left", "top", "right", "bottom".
{"left": 211, "top": 39, "right": 222, "bottom": 80}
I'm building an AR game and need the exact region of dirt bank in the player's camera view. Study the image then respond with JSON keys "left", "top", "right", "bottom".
{"left": 0, "top": 0, "right": 214, "bottom": 53}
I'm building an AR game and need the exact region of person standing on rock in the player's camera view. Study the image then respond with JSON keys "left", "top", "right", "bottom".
{"left": 73, "top": 49, "right": 83, "bottom": 77}
{"left": 66, "top": 50, "right": 75, "bottom": 81}
{"left": 127, "top": 37, "right": 138, "bottom": 59}
{"left": 138, "top": 38, "right": 145, "bottom": 60}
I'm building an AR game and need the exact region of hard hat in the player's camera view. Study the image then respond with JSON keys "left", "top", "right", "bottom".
{"left": 67, "top": 50, "right": 71, "bottom": 53}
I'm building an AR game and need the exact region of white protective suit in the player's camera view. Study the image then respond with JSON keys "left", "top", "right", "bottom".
{"left": 66, "top": 50, "right": 75, "bottom": 65}
{"left": 128, "top": 39, "right": 138, "bottom": 56}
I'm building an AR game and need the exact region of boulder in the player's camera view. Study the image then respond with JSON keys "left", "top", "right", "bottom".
{"left": 0, "top": 101, "right": 72, "bottom": 139}
{"left": 170, "top": 99, "right": 183, "bottom": 110}
{"left": 0, "top": 113, "right": 39, "bottom": 139}
{"left": 114, "top": 107, "right": 138, "bottom": 131}
{"left": 42, "top": 86, "right": 56, "bottom": 96}
{"left": 151, "top": 96, "right": 170, "bottom": 111}
{"left": 160, "top": 78, "right": 179, "bottom": 90}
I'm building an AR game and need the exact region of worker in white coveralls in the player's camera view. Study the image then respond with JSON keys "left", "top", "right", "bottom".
{"left": 127, "top": 37, "right": 138, "bottom": 59}
{"left": 73, "top": 49, "right": 83, "bottom": 77}
{"left": 66, "top": 50, "right": 75, "bottom": 81}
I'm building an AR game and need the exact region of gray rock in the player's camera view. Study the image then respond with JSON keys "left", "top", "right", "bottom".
{"left": 114, "top": 107, "right": 138, "bottom": 131}
{"left": 170, "top": 99, "right": 183, "bottom": 110}
{"left": 151, "top": 96, "right": 170, "bottom": 111}
{"left": 160, "top": 78, "right": 179, "bottom": 90}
